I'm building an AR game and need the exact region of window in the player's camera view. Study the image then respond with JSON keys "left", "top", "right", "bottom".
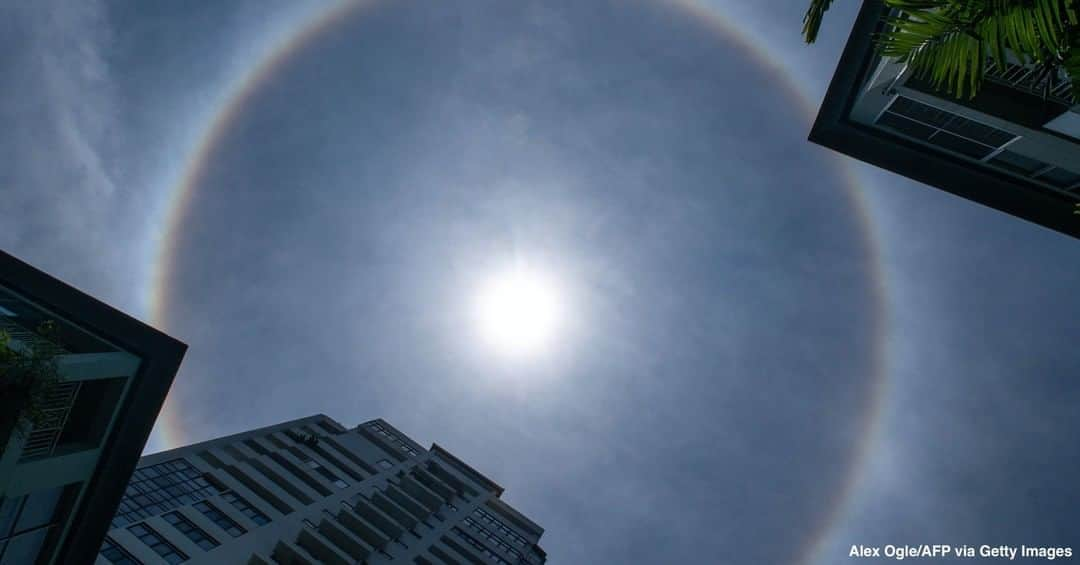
{"left": 986, "top": 150, "right": 1080, "bottom": 191}
{"left": 1036, "top": 166, "right": 1080, "bottom": 189}
{"left": 928, "top": 130, "right": 995, "bottom": 159}
{"left": 163, "top": 511, "right": 219, "bottom": 551}
{"left": 463, "top": 517, "right": 527, "bottom": 561}
{"left": 112, "top": 459, "right": 217, "bottom": 529}
{"left": 377, "top": 459, "right": 393, "bottom": 470}
{"left": 304, "top": 460, "right": 348, "bottom": 488}
{"left": 11, "top": 485, "right": 64, "bottom": 534}
{"left": 267, "top": 452, "right": 332, "bottom": 497}
{"left": 451, "top": 528, "right": 512, "bottom": 565}
{"left": 989, "top": 149, "right": 1047, "bottom": 175}
{"left": 473, "top": 507, "right": 530, "bottom": 548}
{"left": 192, "top": 501, "right": 245, "bottom": 537}
{"left": 875, "top": 96, "right": 1016, "bottom": 160}
{"left": 128, "top": 523, "right": 188, "bottom": 564}
{"left": 99, "top": 537, "right": 141, "bottom": 564}
{"left": 876, "top": 111, "right": 936, "bottom": 140}
{"left": 366, "top": 422, "right": 420, "bottom": 456}
{"left": 220, "top": 491, "right": 270, "bottom": 525}
{"left": 0, "top": 484, "right": 78, "bottom": 564}
{"left": 302, "top": 519, "right": 317, "bottom": 529}
{"left": 1, "top": 528, "right": 51, "bottom": 565}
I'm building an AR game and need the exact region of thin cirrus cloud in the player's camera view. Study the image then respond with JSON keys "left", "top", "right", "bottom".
{"left": 1, "top": 2, "right": 128, "bottom": 297}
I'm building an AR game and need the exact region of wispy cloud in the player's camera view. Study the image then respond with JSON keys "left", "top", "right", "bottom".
{"left": 0, "top": 1, "right": 141, "bottom": 310}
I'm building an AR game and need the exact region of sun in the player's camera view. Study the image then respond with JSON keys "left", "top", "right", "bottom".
{"left": 473, "top": 264, "right": 564, "bottom": 357}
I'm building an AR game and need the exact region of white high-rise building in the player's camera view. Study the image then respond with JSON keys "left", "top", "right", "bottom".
{"left": 97, "top": 415, "right": 546, "bottom": 565}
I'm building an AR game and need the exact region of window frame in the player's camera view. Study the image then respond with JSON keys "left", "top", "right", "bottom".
{"left": 163, "top": 511, "right": 220, "bottom": 551}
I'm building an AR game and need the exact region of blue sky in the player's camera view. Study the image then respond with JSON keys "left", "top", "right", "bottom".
{"left": 3, "top": 1, "right": 1079, "bottom": 563}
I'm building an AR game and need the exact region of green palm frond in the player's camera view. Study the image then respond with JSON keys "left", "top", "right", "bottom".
{"left": 876, "top": 9, "right": 985, "bottom": 97}
{"left": 874, "top": 0, "right": 1077, "bottom": 99}
{"left": 1067, "top": 0, "right": 1080, "bottom": 25}
{"left": 803, "top": 0, "right": 835, "bottom": 44}
{"left": 805, "top": 0, "right": 1077, "bottom": 101}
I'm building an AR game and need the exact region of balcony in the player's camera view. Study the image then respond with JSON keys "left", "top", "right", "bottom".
{"left": 0, "top": 317, "right": 67, "bottom": 356}
{"left": 18, "top": 381, "right": 81, "bottom": 461}
{"left": 984, "top": 59, "right": 1075, "bottom": 106}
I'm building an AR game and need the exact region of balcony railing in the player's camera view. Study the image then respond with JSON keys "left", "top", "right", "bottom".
{"left": 984, "top": 60, "right": 1075, "bottom": 106}
{"left": 18, "top": 381, "right": 81, "bottom": 461}
{"left": 0, "top": 317, "right": 67, "bottom": 356}
{"left": 2, "top": 316, "right": 77, "bottom": 460}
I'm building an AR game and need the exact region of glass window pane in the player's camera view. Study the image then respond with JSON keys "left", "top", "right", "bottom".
{"left": 989, "top": 150, "right": 1048, "bottom": 175}
{"left": 1037, "top": 166, "right": 1080, "bottom": 188}
{"left": 13, "top": 486, "right": 63, "bottom": 534}
{"left": 0, "top": 527, "right": 50, "bottom": 565}
{"left": 888, "top": 96, "right": 951, "bottom": 127}
{"left": 941, "top": 115, "right": 1014, "bottom": 147}
{"left": 0, "top": 497, "right": 24, "bottom": 537}
{"left": 927, "top": 130, "right": 994, "bottom": 159}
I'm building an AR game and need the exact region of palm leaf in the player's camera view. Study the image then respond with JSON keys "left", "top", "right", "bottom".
{"left": 803, "top": 0, "right": 834, "bottom": 44}
{"left": 1066, "top": 0, "right": 1079, "bottom": 25}
{"left": 874, "top": 0, "right": 1079, "bottom": 99}
{"left": 805, "top": 0, "right": 1076, "bottom": 100}
{"left": 877, "top": 10, "right": 986, "bottom": 97}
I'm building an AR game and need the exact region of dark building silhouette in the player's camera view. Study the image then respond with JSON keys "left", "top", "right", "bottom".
{"left": 810, "top": 0, "right": 1080, "bottom": 239}
{"left": 0, "top": 250, "right": 186, "bottom": 564}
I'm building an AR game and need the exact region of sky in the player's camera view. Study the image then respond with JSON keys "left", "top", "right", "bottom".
{"left": 3, "top": 1, "right": 1080, "bottom": 563}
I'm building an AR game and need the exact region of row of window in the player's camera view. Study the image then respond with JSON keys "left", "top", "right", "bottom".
{"left": 112, "top": 459, "right": 217, "bottom": 528}
{"left": 192, "top": 501, "right": 245, "bottom": 537}
{"left": 221, "top": 491, "right": 271, "bottom": 525}
{"left": 99, "top": 537, "right": 140, "bottom": 565}
{"left": 876, "top": 95, "right": 1080, "bottom": 191}
{"left": 163, "top": 512, "right": 217, "bottom": 551}
{"left": 987, "top": 149, "right": 1080, "bottom": 190}
{"left": 0, "top": 485, "right": 67, "bottom": 542}
{"left": 451, "top": 527, "right": 511, "bottom": 565}
{"left": 127, "top": 523, "right": 186, "bottom": 564}
{"left": 472, "top": 507, "right": 531, "bottom": 548}
{"left": 287, "top": 445, "right": 351, "bottom": 489}
{"left": 876, "top": 96, "right": 1013, "bottom": 160}
{"left": 305, "top": 459, "right": 349, "bottom": 489}
{"left": 100, "top": 491, "right": 270, "bottom": 564}
{"left": 463, "top": 517, "right": 526, "bottom": 562}
{"left": 367, "top": 422, "right": 420, "bottom": 456}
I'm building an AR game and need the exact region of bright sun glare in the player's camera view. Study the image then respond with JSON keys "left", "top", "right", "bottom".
{"left": 474, "top": 265, "right": 564, "bottom": 357}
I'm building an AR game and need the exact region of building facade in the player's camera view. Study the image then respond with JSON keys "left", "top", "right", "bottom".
{"left": 97, "top": 415, "right": 547, "bottom": 565}
{"left": 0, "top": 250, "right": 187, "bottom": 564}
{"left": 810, "top": 0, "right": 1080, "bottom": 239}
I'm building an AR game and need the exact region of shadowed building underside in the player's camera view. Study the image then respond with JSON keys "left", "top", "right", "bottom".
{"left": 811, "top": 0, "right": 1080, "bottom": 240}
